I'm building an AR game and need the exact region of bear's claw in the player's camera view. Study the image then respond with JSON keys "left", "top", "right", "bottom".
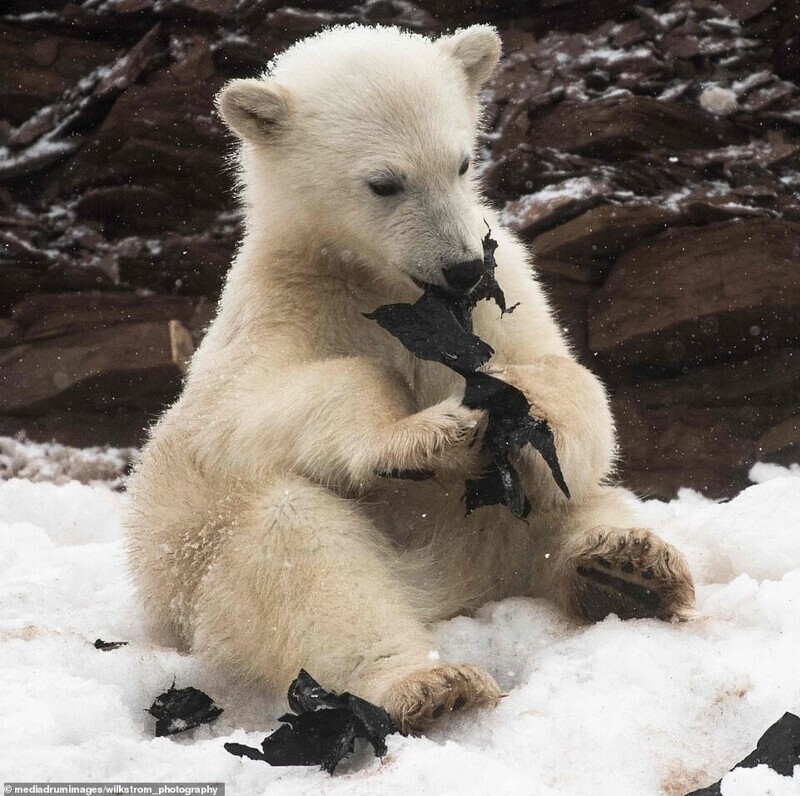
{"left": 381, "top": 663, "right": 501, "bottom": 735}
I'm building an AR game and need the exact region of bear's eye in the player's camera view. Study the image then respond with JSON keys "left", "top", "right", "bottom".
{"left": 368, "top": 178, "right": 403, "bottom": 197}
{"left": 459, "top": 158, "right": 470, "bottom": 176}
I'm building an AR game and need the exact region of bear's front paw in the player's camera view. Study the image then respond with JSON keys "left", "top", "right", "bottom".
{"left": 381, "top": 663, "right": 501, "bottom": 735}
{"left": 555, "top": 527, "right": 696, "bottom": 622}
{"left": 481, "top": 364, "right": 549, "bottom": 424}
{"left": 392, "top": 399, "right": 487, "bottom": 478}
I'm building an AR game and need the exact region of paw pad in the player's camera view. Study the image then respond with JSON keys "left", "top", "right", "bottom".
{"left": 562, "top": 528, "right": 695, "bottom": 622}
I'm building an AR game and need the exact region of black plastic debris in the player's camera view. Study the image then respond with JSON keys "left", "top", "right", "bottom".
{"left": 463, "top": 371, "right": 569, "bottom": 517}
{"left": 225, "top": 669, "right": 396, "bottom": 775}
{"left": 366, "top": 283, "right": 493, "bottom": 372}
{"left": 686, "top": 712, "right": 800, "bottom": 795}
{"left": 366, "top": 228, "right": 568, "bottom": 518}
{"left": 94, "top": 638, "right": 128, "bottom": 651}
{"left": 474, "top": 227, "right": 519, "bottom": 317}
{"left": 375, "top": 467, "right": 435, "bottom": 481}
{"left": 148, "top": 681, "right": 223, "bottom": 737}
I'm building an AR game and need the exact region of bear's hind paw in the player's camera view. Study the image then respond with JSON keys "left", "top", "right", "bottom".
{"left": 557, "top": 527, "right": 695, "bottom": 623}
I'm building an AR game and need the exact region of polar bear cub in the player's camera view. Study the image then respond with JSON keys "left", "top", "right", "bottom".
{"left": 125, "top": 24, "right": 694, "bottom": 734}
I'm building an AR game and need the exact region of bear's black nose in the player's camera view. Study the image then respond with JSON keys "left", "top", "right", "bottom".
{"left": 442, "top": 259, "right": 485, "bottom": 295}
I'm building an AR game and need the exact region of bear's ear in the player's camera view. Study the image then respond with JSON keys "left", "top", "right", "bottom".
{"left": 216, "top": 78, "right": 292, "bottom": 143}
{"left": 438, "top": 25, "right": 502, "bottom": 94}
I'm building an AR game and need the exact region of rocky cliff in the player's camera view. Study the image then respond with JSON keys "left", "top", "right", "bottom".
{"left": 1, "top": 0, "right": 798, "bottom": 497}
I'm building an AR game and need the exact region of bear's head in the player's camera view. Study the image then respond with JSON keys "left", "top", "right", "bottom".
{"left": 217, "top": 24, "right": 501, "bottom": 296}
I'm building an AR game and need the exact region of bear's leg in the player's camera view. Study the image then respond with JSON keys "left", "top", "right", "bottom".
{"left": 191, "top": 475, "right": 500, "bottom": 734}
{"left": 541, "top": 488, "right": 695, "bottom": 622}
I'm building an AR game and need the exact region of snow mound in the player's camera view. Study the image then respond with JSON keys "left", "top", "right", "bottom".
{"left": 0, "top": 436, "right": 132, "bottom": 488}
{"left": 2, "top": 465, "right": 800, "bottom": 794}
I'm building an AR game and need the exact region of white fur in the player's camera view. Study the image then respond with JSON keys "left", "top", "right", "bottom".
{"left": 125, "top": 25, "right": 693, "bottom": 733}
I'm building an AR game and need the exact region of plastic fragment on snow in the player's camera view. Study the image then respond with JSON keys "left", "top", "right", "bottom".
{"left": 148, "top": 681, "right": 223, "bottom": 737}
{"left": 93, "top": 638, "right": 128, "bottom": 651}
{"left": 224, "top": 669, "right": 396, "bottom": 775}
{"left": 686, "top": 712, "right": 800, "bottom": 795}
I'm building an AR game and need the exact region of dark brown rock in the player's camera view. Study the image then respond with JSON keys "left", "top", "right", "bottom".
{"left": 74, "top": 186, "right": 182, "bottom": 236}
{"left": 115, "top": 229, "right": 234, "bottom": 296}
{"left": 0, "top": 267, "right": 119, "bottom": 314}
{"left": 481, "top": 145, "right": 601, "bottom": 204}
{"left": 612, "top": 398, "right": 758, "bottom": 498}
{"left": 502, "top": 176, "right": 613, "bottom": 238}
{"left": 610, "top": 346, "right": 800, "bottom": 496}
{"left": 41, "top": 35, "right": 229, "bottom": 231}
{"left": 719, "top": 0, "right": 776, "bottom": 21}
{"left": 534, "top": 257, "right": 603, "bottom": 285}
{"left": 0, "top": 24, "right": 119, "bottom": 125}
{"left": 488, "top": 54, "right": 563, "bottom": 152}
{"left": 532, "top": 204, "right": 676, "bottom": 266}
{"left": 612, "top": 20, "right": 649, "bottom": 48}
{"left": 528, "top": 97, "right": 745, "bottom": 158}
{"left": 759, "top": 415, "right": 800, "bottom": 463}
{"left": 0, "top": 24, "right": 164, "bottom": 182}
{"left": 8, "top": 291, "right": 198, "bottom": 341}
{"left": 0, "top": 410, "right": 154, "bottom": 449}
{"left": 1, "top": 0, "right": 799, "bottom": 501}
{"left": 0, "top": 320, "right": 193, "bottom": 414}
{"left": 589, "top": 220, "right": 800, "bottom": 371}
{"left": 623, "top": 347, "right": 800, "bottom": 408}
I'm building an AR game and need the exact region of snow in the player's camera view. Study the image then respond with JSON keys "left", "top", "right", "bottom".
{"left": 0, "top": 436, "right": 131, "bottom": 488}
{"left": 2, "top": 460, "right": 800, "bottom": 794}
{"left": 522, "top": 177, "right": 600, "bottom": 203}
{"left": 0, "top": 137, "right": 78, "bottom": 170}
{"left": 577, "top": 46, "right": 655, "bottom": 67}
{"left": 699, "top": 86, "right": 738, "bottom": 116}
{"left": 500, "top": 177, "right": 609, "bottom": 229}
{"left": 0, "top": 11, "right": 59, "bottom": 22}
{"left": 723, "top": 765, "right": 800, "bottom": 795}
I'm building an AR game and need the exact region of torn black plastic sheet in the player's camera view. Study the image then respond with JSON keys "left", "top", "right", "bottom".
{"left": 686, "top": 712, "right": 800, "bottom": 795}
{"left": 94, "top": 638, "right": 128, "bottom": 651}
{"left": 366, "top": 230, "right": 568, "bottom": 518}
{"left": 463, "top": 371, "right": 569, "bottom": 517}
{"left": 225, "top": 669, "right": 397, "bottom": 774}
{"left": 375, "top": 467, "right": 435, "bottom": 481}
{"left": 365, "top": 284, "right": 492, "bottom": 372}
{"left": 476, "top": 228, "right": 519, "bottom": 317}
{"left": 148, "top": 682, "right": 223, "bottom": 737}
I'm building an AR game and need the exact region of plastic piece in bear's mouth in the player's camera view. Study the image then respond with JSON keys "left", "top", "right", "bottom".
{"left": 365, "top": 284, "right": 493, "bottom": 372}
{"left": 474, "top": 227, "right": 520, "bottom": 316}
{"left": 366, "top": 228, "right": 569, "bottom": 519}
{"left": 407, "top": 228, "right": 518, "bottom": 315}
{"left": 224, "top": 669, "right": 397, "bottom": 775}
{"left": 147, "top": 681, "right": 223, "bottom": 736}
